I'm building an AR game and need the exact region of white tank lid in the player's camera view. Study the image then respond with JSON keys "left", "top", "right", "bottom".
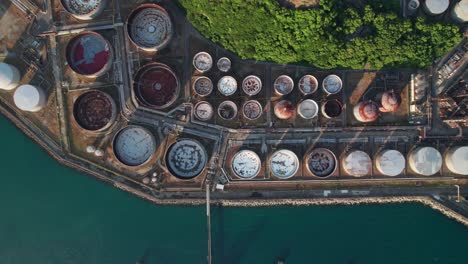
{"left": 114, "top": 126, "right": 156, "bottom": 166}
{"left": 409, "top": 147, "right": 442, "bottom": 176}
{"left": 298, "top": 99, "right": 318, "bottom": 119}
{"left": 13, "top": 85, "right": 44, "bottom": 112}
{"left": 232, "top": 150, "right": 261, "bottom": 179}
{"left": 424, "top": 0, "right": 449, "bottom": 14}
{"left": 343, "top": 150, "right": 372, "bottom": 177}
{"left": 453, "top": 0, "right": 468, "bottom": 22}
{"left": 269, "top": 149, "right": 299, "bottom": 179}
{"left": 376, "top": 150, "right": 406, "bottom": 176}
{"left": 446, "top": 146, "right": 468, "bottom": 175}
{"left": 0, "top": 62, "right": 19, "bottom": 90}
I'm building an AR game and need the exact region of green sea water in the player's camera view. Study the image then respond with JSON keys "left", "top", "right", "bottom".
{"left": 0, "top": 115, "right": 466, "bottom": 264}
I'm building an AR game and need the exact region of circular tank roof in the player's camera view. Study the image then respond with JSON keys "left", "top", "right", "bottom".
{"left": 127, "top": 4, "right": 173, "bottom": 51}
{"left": 306, "top": 148, "right": 337, "bottom": 178}
{"left": 409, "top": 147, "right": 442, "bottom": 176}
{"left": 343, "top": 150, "right": 372, "bottom": 177}
{"left": 274, "top": 75, "right": 294, "bottom": 95}
{"left": 322, "top": 74, "right": 342, "bottom": 94}
{"left": 232, "top": 150, "right": 261, "bottom": 179}
{"left": 242, "top": 100, "right": 262, "bottom": 120}
{"left": 274, "top": 100, "right": 295, "bottom": 120}
{"left": 114, "top": 126, "right": 156, "bottom": 166}
{"left": 61, "top": 0, "right": 105, "bottom": 20}
{"left": 67, "top": 32, "right": 112, "bottom": 76}
{"left": 193, "top": 52, "right": 213, "bottom": 72}
{"left": 453, "top": 1, "right": 468, "bottom": 22}
{"left": 218, "top": 100, "right": 238, "bottom": 120}
{"left": 134, "top": 63, "right": 179, "bottom": 109}
{"left": 298, "top": 99, "right": 318, "bottom": 119}
{"left": 166, "top": 139, "right": 207, "bottom": 179}
{"left": 321, "top": 99, "right": 343, "bottom": 118}
{"left": 379, "top": 91, "right": 401, "bottom": 112}
{"left": 0, "top": 62, "right": 19, "bottom": 90}
{"left": 13, "top": 85, "right": 45, "bottom": 112}
{"left": 445, "top": 146, "right": 468, "bottom": 175}
{"left": 217, "top": 57, "right": 231, "bottom": 72}
{"left": 194, "top": 101, "right": 214, "bottom": 121}
{"left": 218, "top": 76, "right": 237, "bottom": 96}
{"left": 354, "top": 101, "right": 379, "bottom": 122}
{"left": 376, "top": 149, "right": 406, "bottom": 176}
{"left": 73, "top": 90, "right": 115, "bottom": 131}
{"left": 424, "top": 0, "right": 449, "bottom": 15}
{"left": 242, "top": 75, "right": 262, "bottom": 96}
{"left": 298, "top": 75, "right": 318, "bottom": 95}
{"left": 269, "top": 149, "right": 299, "bottom": 179}
{"left": 193, "top": 76, "right": 213, "bottom": 97}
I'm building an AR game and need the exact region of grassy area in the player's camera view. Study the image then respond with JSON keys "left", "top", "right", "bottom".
{"left": 179, "top": 0, "right": 462, "bottom": 69}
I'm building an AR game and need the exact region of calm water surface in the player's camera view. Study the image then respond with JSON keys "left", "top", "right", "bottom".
{"left": 0, "top": 116, "right": 466, "bottom": 264}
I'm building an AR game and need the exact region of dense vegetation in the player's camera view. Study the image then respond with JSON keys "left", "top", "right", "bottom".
{"left": 178, "top": 0, "right": 462, "bottom": 69}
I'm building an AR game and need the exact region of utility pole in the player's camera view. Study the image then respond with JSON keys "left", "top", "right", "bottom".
{"left": 206, "top": 183, "right": 212, "bottom": 264}
{"left": 454, "top": 185, "right": 461, "bottom": 202}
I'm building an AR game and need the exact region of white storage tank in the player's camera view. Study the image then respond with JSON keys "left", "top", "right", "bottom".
{"left": 452, "top": 0, "right": 468, "bottom": 22}
{"left": 342, "top": 150, "right": 372, "bottom": 177}
{"left": 13, "top": 85, "right": 46, "bottom": 112}
{"left": 353, "top": 101, "right": 379, "bottom": 123}
{"left": 424, "top": 0, "right": 449, "bottom": 15}
{"left": 269, "top": 149, "right": 299, "bottom": 179}
{"left": 231, "top": 150, "right": 261, "bottom": 179}
{"left": 445, "top": 146, "right": 468, "bottom": 175}
{"left": 113, "top": 126, "right": 156, "bottom": 167}
{"left": 0, "top": 62, "right": 20, "bottom": 91}
{"left": 375, "top": 149, "right": 406, "bottom": 176}
{"left": 408, "top": 146, "right": 442, "bottom": 176}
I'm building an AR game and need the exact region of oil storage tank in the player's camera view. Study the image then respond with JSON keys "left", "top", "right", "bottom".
{"left": 274, "top": 100, "right": 295, "bottom": 120}
{"left": 0, "top": 62, "right": 20, "bottom": 91}
{"left": 424, "top": 0, "right": 449, "bottom": 15}
{"left": 376, "top": 90, "right": 401, "bottom": 113}
{"left": 342, "top": 150, "right": 372, "bottom": 177}
{"left": 242, "top": 100, "right": 262, "bottom": 120}
{"left": 166, "top": 139, "right": 207, "bottom": 179}
{"left": 192, "top": 76, "right": 213, "bottom": 97}
{"left": 73, "top": 90, "right": 116, "bottom": 131}
{"left": 322, "top": 74, "right": 342, "bottom": 95}
{"left": 13, "top": 84, "right": 46, "bottom": 112}
{"left": 113, "top": 126, "right": 156, "bottom": 167}
{"left": 218, "top": 100, "right": 238, "bottom": 120}
{"left": 194, "top": 101, "right": 214, "bottom": 121}
{"left": 298, "top": 75, "right": 318, "bottom": 95}
{"left": 193, "top": 52, "right": 213, "bottom": 73}
{"left": 321, "top": 100, "right": 343, "bottom": 119}
{"left": 353, "top": 101, "right": 379, "bottom": 123}
{"left": 445, "top": 146, "right": 468, "bottom": 175}
{"left": 269, "top": 149, "right": 299, "bottom": 179}
{"left": 305, "top": 148, "right": 337, "bottom": 178}
{"left": 375, "top": 149, "right": 406, "bottom": 176}
{"left": 452, "top": 0, "right": 468, "bottom": 23}
{"left": 297, "top": 99, "right": 318, "bottom": 119}
{"left": 242, "top": 75, "right": 262, "bottom": 96}
{"left": 61, "top": 0, "right": 107, "bottom": 20}
{"left": 231, "top": 150, "right": 261, "bottom": 179}
{"left": 408, "top": 146, "right": 442, "bottom": 176}
{"left": 274, "top": 75, "right": 294, "bottom": 96}
{"left": 218, "top": 76, "right": 237, "bottom": 96}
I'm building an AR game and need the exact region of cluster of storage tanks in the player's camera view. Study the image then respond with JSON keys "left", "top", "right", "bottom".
{"left": 353, "top": 90, "right": 402, "bottom": 123}
{"left": 410, "top": 0, "right": 468, "bottom": 23}
{"left": 228, "top": 145, "right": 468, "bottom": 180}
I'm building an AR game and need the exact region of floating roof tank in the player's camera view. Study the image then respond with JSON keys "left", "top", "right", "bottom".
{"left": 353, "top": 101, "right": 379, "bottom": 123}
{"left": 298, "top": 75, "right": 318, "bottom": 95}
{"left": 217, "top": 57, "right": 231, "bottom": 72}
{"left": 166, "top": 139, "right": 207, "bottom": 179}
{"left": 445, "top": 146, "right": 468, "bottom": 175}
{"left": 297, "top": 99, "right": 318, "bottom": 119}
{"left": 242, "top": 100, "right": 262, "bottom": 120}
{"left": 218, "top": 100, "right": 238, "bottom": 120}
{"left": 269, "top": 149, "right": 299, "bottom": 179}
{"left": 377, "top": 90, "right": 401, "bottom": 113}
{"left": 0, "top": 62, "right": 20, "bottom": 91}
{"left": 194, "top": 101, "right": 214, "bottom": 121}
{"left": 127, "top": 4, "right": 173, "bottom": 52}
{"left": 274, "top": 100, "right": 295, "bottom": 120}
{"left": 134, "top": 63, "right": 179, "bottom": 109}
{"left": 218, "top": 76, "right": 237, "bottom": 96}
{"left": 452, "top": 0, "right": 468, "bottom": 22}
{"left": 322, "top": 74, "right": 342, "bottom": 95}
{"left": 305, "top": 148, "right": 337, "bottom": 178}
{"left": 13, "top": 84, "right": 46, "bottom": 112}
{"left": 61, "top": 0, "right": 107, "bottom": 20}
{"left": 113, "top": 126, "right": 156, "bottom": 166}
{"left": 193, "top": 52, "right": 213, "bottom": 73}
{"left": 193, "top": 76, "right": 213, "bottom": 97}
{"left": 73, "top": 90, "right": 116, "bottom": 131}
{"left": 342, "top": 150, "right": 372, "bottom": 177}
{"left": 424, "top": 0, "right": 449, "bottom": 15}
{"left": 231, "top": 150, "right": 261, "bottom": 179}
{"left": 67, "top": 32, "right": 112, "bottom": 77}
{"left": 408, "top": 146, "right": 442, "bottom": 176}
{"left": 321, "top": 99, "right": 343, "bottom": 118}
{"left": 274, "top": 75, "right": 294, "bottom": 95}
{"left": 375, "top": 149, "right": 406, "bottom": 176}
{"left": 242, "top": 75, "right": 262, "bottom": 96}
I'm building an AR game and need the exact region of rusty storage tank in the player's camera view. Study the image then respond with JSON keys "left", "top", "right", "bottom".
{"left": 297, "top": 99, "right": 319, "bottom": 119}
{"left": 424, "top": 0, "right": 449, "bottom": 15}
{"left": 445, "top": 146, "right": 468, "bottom": 175}
{"left": 375, "top": 149, "right": 406, "bottom": 176}
{"left": 134, "top": 62, "right": 179, "bottom": 109}
{"left": 217, "top": 57, "right": 231, "bottom": 72}
{"left": 113, "top": 126, "right": 156, "bottom": 167}
{"left": 321, "top": 99, "right": 343, "bottom": 118}
{"left": 376, "top": 90, "right": 401, "bottom": 113}
{"left": 218, "top": 76, "right": 237, "bottom": 96}
{"left": 13, "top": 84, "right": 47, "bottom": 112}
{"left": 67, "top": 32, "right": 112, "bottom": 77}
{"left": 166, "top": 139, "right": 207, "bottom": 179}
{"left": 322, "top": 74, "right": 343, "bottom": 95}
{"left": 452, "top": 0, "right": 468, "bottom": 23}
{"left": 242, "top": 100, "right": 263, "bottom": 120}
{"left": 231, "top": 150, "right": 261, "bottom": 179}
{"left": 194, "top": 101, "right": 214, "bottom": 121}
{"left": 73, "top": 90, "right": 116, "bottom": 131}
{"left": 305, "top": 148, "right": 337, "bottom": 178}
{"left": 0, "top": 62, "right": 20, "bottom": 91}
{"left": 269, "top": 149, "right": 299, "bottom": 179}
{"left": 274, "top": 75, "right": 294, "bottom": 96}
{"left": 193, "top": 52, "right": 213, "bottom": 73}
{"left": 242, "top": 75, "right": 262, "bottom": 96}
{"left": 218, "top": 101, "right": 238, "bottom": 120}
{"left": 342, "top": 150, "right": 372, "bottom": 177}
{"left": 274, "top": 100, "right": 295, "bottom": 120}
{"left": 127, "top": 4, "right": 173, "bottom": 52}
{"left": 353, "top": 101, "right": 379, "bottom": 123}
{"left": 408, "top": 146, "right": 442, "bottom": 176}
{"left": 298, "top": 75, "right": 318, "bottom": 95}
{"left": 192, "top": 76, "right": 213, "bottom": 97}
{"left": 61, "top": 0, "right": 107, "bottom": 20}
